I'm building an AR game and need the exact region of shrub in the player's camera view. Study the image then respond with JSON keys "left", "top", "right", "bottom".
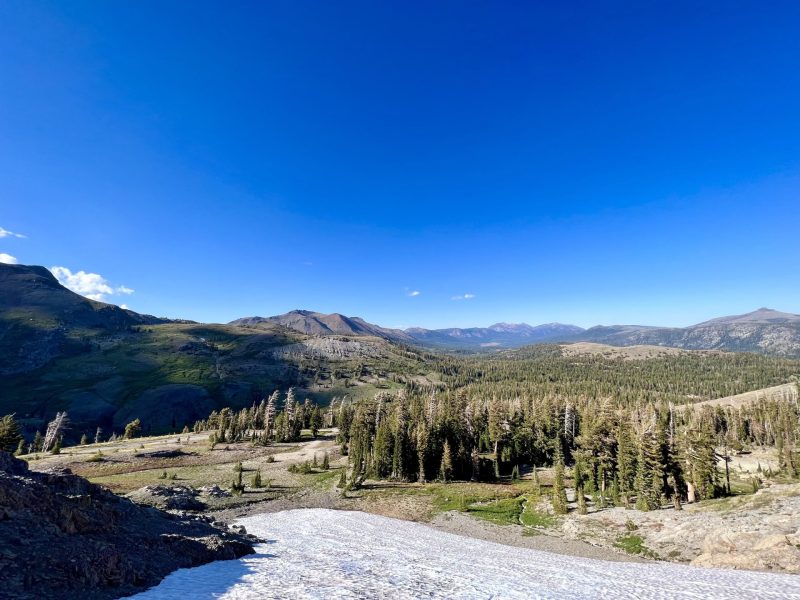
{"left": 231, "top": 470, "right": 245, "bottom": 496}
{"left": 251, "top": 469, "right": 263, "bottom": 488}
{"left": 124, "top": 419, "right": 142, "bottom": 440}
{"left": 288, "top": 461, "right": 313, "bottom": 474}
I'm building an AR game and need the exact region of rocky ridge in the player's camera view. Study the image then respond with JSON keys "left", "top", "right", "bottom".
{"left": 0, "top": 451, "right": 256, "bottom": 599}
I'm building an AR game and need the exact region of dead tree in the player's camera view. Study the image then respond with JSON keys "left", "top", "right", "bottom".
{"left": 43, "top": 412, "right": 68, "bottom": 452}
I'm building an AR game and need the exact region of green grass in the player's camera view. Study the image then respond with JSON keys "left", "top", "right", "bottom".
{"left": 520, "top": 496, "right": 556, "bottom": 528}
{"left": 312, "top": 469, "right": 341, "bottom": 488}
{"left": 466, "top": 496, "right": 525, "bottom": 525}
{"left": 614, "top": 535, "right": 658, "bottom": 558}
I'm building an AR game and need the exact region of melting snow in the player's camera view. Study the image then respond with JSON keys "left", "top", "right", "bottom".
{"left": 131, "top": 508, "right": 800, "bottom": 599}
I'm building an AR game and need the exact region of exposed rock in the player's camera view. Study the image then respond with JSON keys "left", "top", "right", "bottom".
{"left": 199, "top": 484, "right": 233, "bottom": 498}
{"left": 128, "top": 485, "right": 206, "bottom": 511}
{"left": 692, "top": 529, "right": 800, "bottom": 572}
{"left": 272, "top": 337, "right": 386, "bottom": 360}
{"left": 558, "top": 482, "right": 800, "bottom": 573}
{"left": 0, "top": 452, "right": 255, "bottom": 599}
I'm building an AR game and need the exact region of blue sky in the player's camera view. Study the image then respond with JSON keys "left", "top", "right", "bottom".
{"left": 1, "top": 1, "right": 799, "bottom": 328}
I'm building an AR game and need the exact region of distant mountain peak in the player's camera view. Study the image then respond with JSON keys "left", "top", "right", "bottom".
{"left": 693, "top": 307, "right": 800, "bottom": 327}
{"left": 229, "top": 310, "right": 413, "bottom": 343}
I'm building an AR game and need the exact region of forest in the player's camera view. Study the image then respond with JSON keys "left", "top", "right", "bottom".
{"left": 184, "top": 348, "right": 800, "bottom": 513}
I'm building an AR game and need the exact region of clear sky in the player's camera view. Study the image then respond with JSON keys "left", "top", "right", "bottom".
{"left": 1, "top": 1, "right": 799, "bottom": 329}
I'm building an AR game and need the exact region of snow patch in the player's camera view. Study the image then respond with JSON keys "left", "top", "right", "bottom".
{"left": 131, "top": 508, "right": 800, "bottom": 599}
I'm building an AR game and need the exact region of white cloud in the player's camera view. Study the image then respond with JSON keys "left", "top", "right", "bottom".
{"left": 120, "top": 304, "right": 129, "bottom": 310}
{"left": 451, "top": 293, "right": 476, "bottom": 301}
{"left": 407, "top": 290, "right": 421, "bottom": 297}
{"left": 0, "top": 227, "right": 26, "bottom": 239}
{"left": 0, "top": 253, "right": 18, "bottom": 264}
{"left": 50, "top": 266, "right": 135, "bottom": 303}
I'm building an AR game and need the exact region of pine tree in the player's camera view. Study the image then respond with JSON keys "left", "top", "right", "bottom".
{"left": 0, "top": 414, "right": 23, "bottom": 452}
{"left": 616, "top": 423, "right": 636, "bottom": 508}
{"left": 80, "top": 434, "right": 88, "bottom": 445}
{"left": 33, "top": 430, "right": 43, "bottom": 452}
{"left": 231, "top": 467, "right": 244, "bottom": 496}
{"left": 14, "top": 438, "right": 25, "bottom": 456}
{"left": 251, "top": 469, "right": 263, "bottom": 488}
{"left": 681, "top": 427, "right": 718, "bottom": 502}
{"left": 573, "top": 452, "right": 588, "bottom": 514}
{"left": 415, "top": 421, "right": 430, "bottom": 483}
{"left": 124, "top": 418, "right": 142, "bottom": 440}
{"left": 322, "top": 451, "right": 330, "bottom": 470}
{"left": 552, "top": 442, "right": 568, "bottom": 514}
{"left": 310, "top": 406, "right": 323, "bottom": 438}
{"left": 372, "top": 418, "right": 393, "bottom": 478}
{"left": 439, "top": 439, "right": 454, "bottom": 482}
{"left": 634, "top": 432, "right": 662, "bottom": 511}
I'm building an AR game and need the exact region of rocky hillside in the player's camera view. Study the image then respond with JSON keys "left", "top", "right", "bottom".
{"left": 0, "top": 451, "right": 254, "bottom": 599}
{"left": 231, "top": 310, "right": 414, "bottom": 343}
{"left": 566, "top": 308, "right": 800, "bottom": 357}
{"left": 0, "top": 263, "right": 169, "bottom": 375}
{"left": 0, "top": 264, "right": 432, "bottom": 440}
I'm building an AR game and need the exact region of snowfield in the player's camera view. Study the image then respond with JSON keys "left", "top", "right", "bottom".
{"left": 131, "top": 508, "right": 800, "bottom": 599}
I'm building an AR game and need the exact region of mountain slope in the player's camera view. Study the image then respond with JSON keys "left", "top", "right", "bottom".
{"left": 0, "top": 263, "right": 168, "bottom": 375}
{"left": 0, "top": 265, "right": 432, "bottom": 439}
{"left": 692, "top": 307, "right": 800, "bottom": 326}
{"left": 564, "top": 309, "right": 800, "bottom": 357}
{"left": 231, "top": 310, "right": 414, "bottom": 343}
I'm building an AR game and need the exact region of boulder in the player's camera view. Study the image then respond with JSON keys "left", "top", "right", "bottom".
{"left": 0, "top": 451, "right": 255, "bottom": 599}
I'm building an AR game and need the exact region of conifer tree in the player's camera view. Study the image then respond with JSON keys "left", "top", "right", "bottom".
{"left": 634, "top": 432, "right": 662, "bottom": 511}
{"left": 310, "top": 406, "right": 323, "bottom": 438}
{"left": 0, "top": 414, "right": 23, "bottom": 452}
{"left": 33, "top": 430, "right": 43, "bottom": 452}
{"left": 372, "top": 418, "right": 393, "bottom": 478}
{"left": 251, "top": 469, "right": 262, "bottom": 488}
{"left": 124, "top": 418, "right": 142, "bottom": 440}
{"left": 439, "top": 439, "right": 454, "bottom": 482}
{"left": 415, "top": 421, "right": 430, "bottom": 483}
{"left": 552, "top": 442, "right": 568, "bottom": 514}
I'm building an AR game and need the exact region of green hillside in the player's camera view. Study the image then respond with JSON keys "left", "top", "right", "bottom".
{"left": 0, "top": 264, "right": 434, "bottom": 438}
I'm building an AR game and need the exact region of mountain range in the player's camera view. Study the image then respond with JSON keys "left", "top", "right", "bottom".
{"left": 2, "top": 262, "right": 800, "bottom": 436}
{"left": 0, "top": 264, "right": 427, "bottom": 436}
{"left": 230, "top": 308, "right": 800, "bottom": 356}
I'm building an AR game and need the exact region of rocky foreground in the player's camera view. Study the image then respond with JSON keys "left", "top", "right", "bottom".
{"left": 0, "top": 451, "right": 256, "bottom": 599}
